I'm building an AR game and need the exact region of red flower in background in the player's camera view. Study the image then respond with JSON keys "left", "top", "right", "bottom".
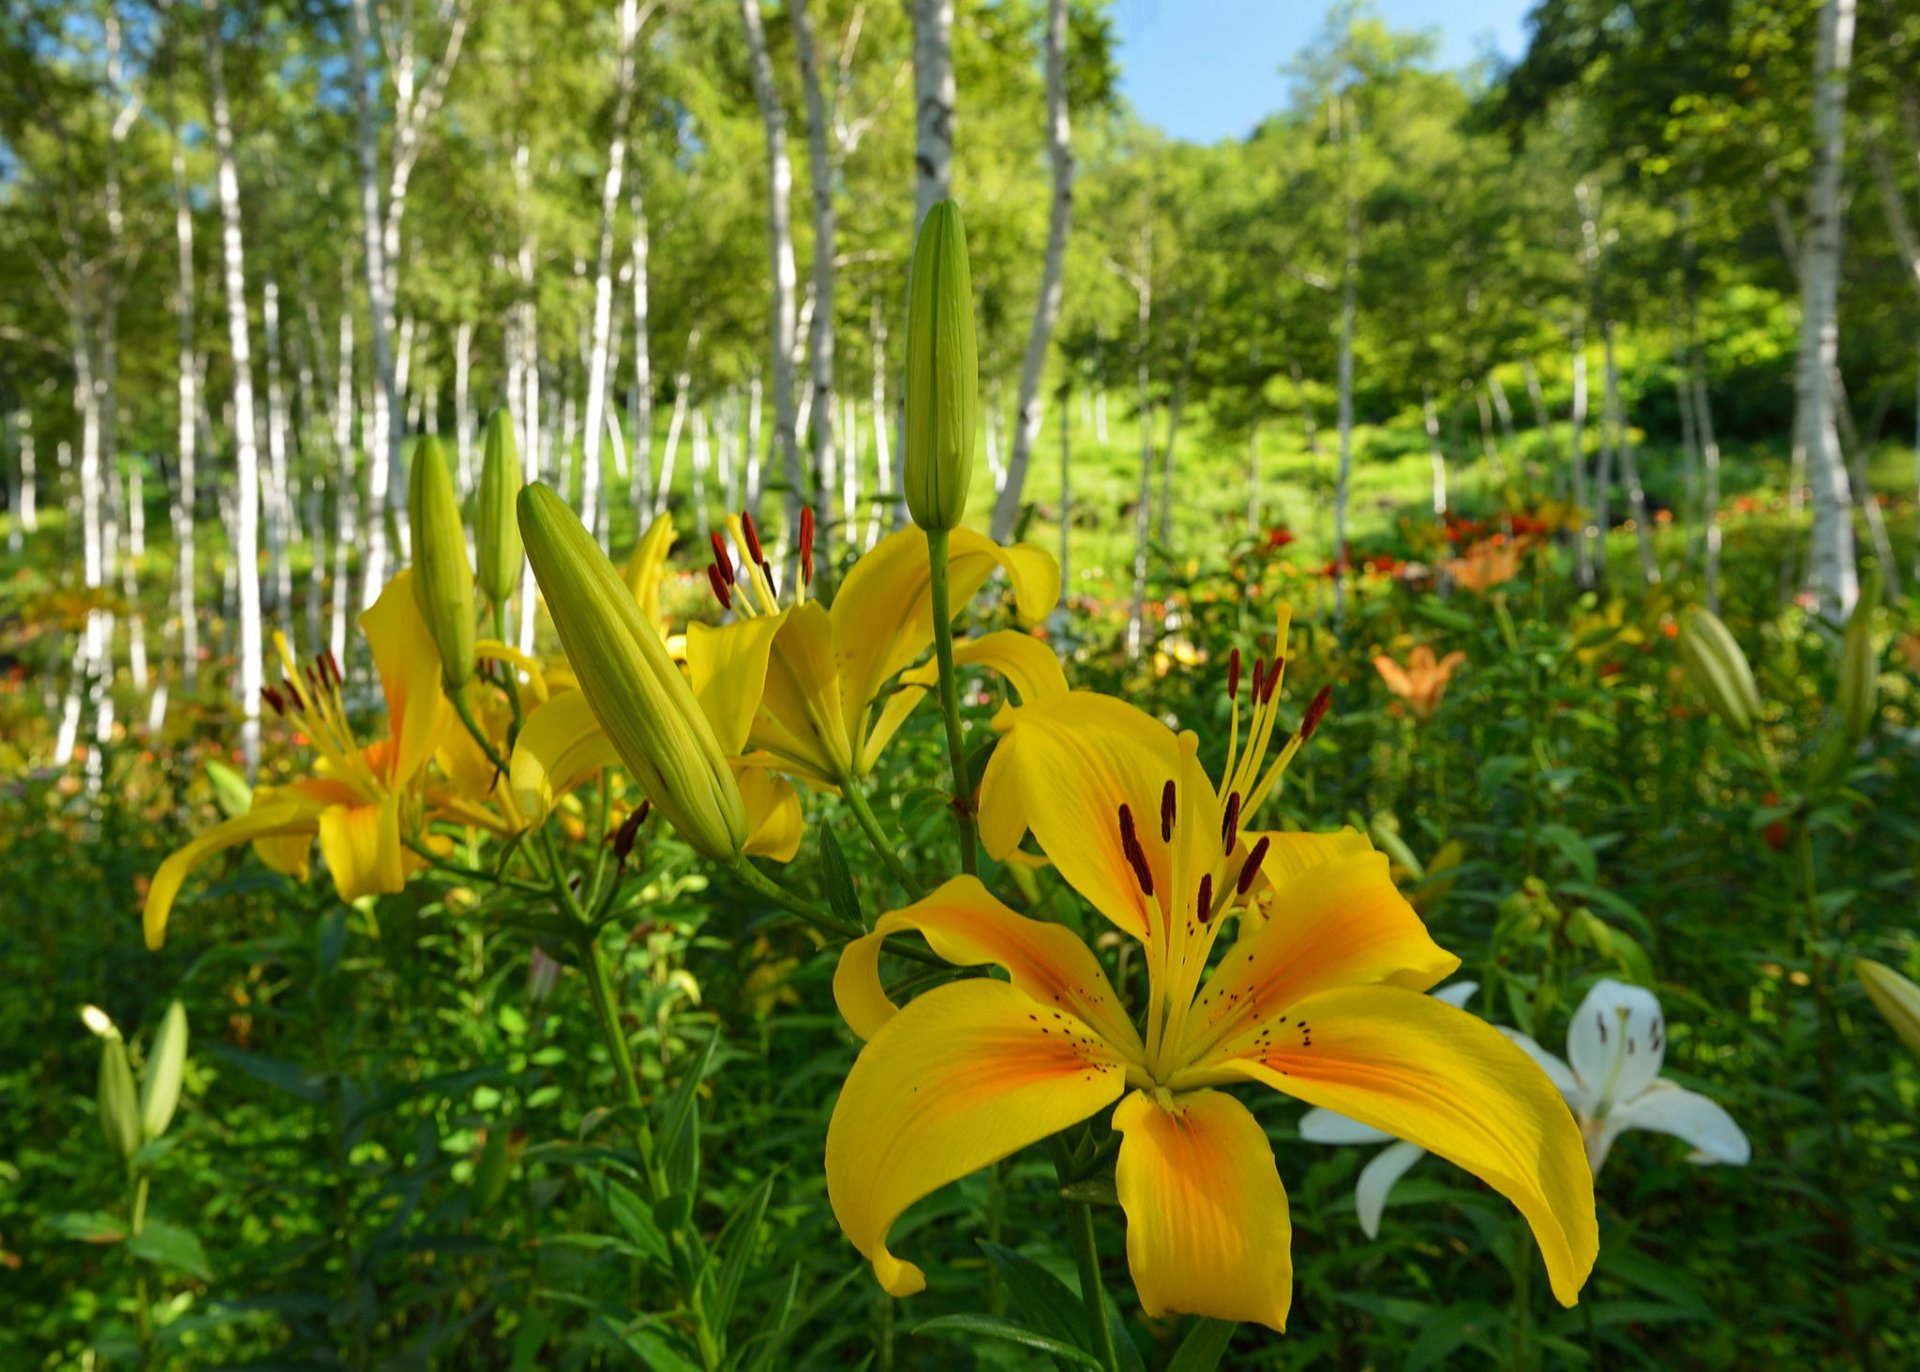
{"left": 1265, "top": 526, "right": 1296, "bottom": 551}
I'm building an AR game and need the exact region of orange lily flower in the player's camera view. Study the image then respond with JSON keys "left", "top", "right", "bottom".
{"left": 1448, "top": 536, "right": 1521, "bottom": 593}
{"left": 823, "top": 609, "right": 1596, "bottom": 1330}
{"left": 1372, "top": 645, "right": 1466, "bottom": 720}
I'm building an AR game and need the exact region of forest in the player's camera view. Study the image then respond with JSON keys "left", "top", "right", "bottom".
{"left": 1, "top": 0, "right": 1917, "bottom": 1365}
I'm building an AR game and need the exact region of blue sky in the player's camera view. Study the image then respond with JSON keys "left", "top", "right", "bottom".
{"left": 1113, "top": 0, "right": 1535, "bottom": 144}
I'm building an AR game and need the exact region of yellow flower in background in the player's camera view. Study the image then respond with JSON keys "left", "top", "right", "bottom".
{"left": 1571, "top": 599, "right": 1646, "bottom": 669}
{"left": 823, "top": 608, "right": 1595, "bottom": 1330}
{"left": 1449, "top": 537, "right": 1521, "bottom": 594}
{"left": 143, "top": 572, "right": 449, "bottom": 949}
{"left": 512, "top": 511, "right": 803, "bottom": 862}
{"left": 1372, "top": 645, "right": 1466, "bottom": 720}
{"left": 684, "top": 512, "right": 1058, "bottom": 790}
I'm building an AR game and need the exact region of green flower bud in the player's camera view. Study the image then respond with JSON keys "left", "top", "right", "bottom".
{"left": 517, "top": 483, "right": 747, "bottom": 860}
{"left": 903, "top": 200, "right": 977, "bottom": 531}
{"left": 139, "top": 1000, "right": 189, "bottom": 1142}
{"left": 1677, "top": 606, "right": 1761, "bottom": 736}
{"left": 1837, "top": 574, "right": 1881, "bottom": 746}
{"left": 1856, "top": 958, "right": 1920, "bottom": 1062}
{"left": 477, "top": 410, "right": 525, "bottom": 608}
{"left": 98, "top": 1036, "right": 141, "bottom": 1164}
{"left": 408, "top": 436, "right": 477, "bottom": 688}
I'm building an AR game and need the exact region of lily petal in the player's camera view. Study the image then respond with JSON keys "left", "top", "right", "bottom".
{"left": 1177, "top": 832, "right": 1458, "bottom": 1066}
{"left": 1565, "top": 980, "right": 1666, "bottom": 1114}
{"left": 1298, "top": 1107, "right": 1392, "bottom": 1147}
{"left": 362, "top": 569, "right": 448, "bottom": 786}
{"left": 734, "top": 759, "right": 803, "bottom": 863}
{"left": 317, "top": 794, "right": 408, "bottom": 904}
{"left": 626, "top": 512, "right": 676, "bottom": 632}
{"left": 1611, "top": 1080, "right": 1751, "bottom": 1167}
{"left": 1496, "top": 1027, "right": 1582, "bottom": 1102}
{"left": 1113, "top": 1088, "right": 1294, "bottom": 1332}
{"left": 1355, "top": 1139, "right": 1428, "bottom": 1240}
{"left": 510, "top": 690, "right": 621, "bottom": 822}
{"left": 144, "top": 799, "right": 331, "bottom": 949}
{"left": 825, "top": 979, "right": 1127, "bottom": 1297}
{"left": 1210, "top": 984, "right": 1597, "bottom": 1308}
{"left": 687, "top": 612, "right": 787, "bottom": 758}
{"left": 832, "top": 875, "right": 1142, "bottom": 1058}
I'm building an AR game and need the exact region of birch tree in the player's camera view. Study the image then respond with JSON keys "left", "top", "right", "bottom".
{"left": 791, "top": 0, "right": 837, "bottom": 576}
{"left": 912, "top": 0, "right": 955, "bottom": 226}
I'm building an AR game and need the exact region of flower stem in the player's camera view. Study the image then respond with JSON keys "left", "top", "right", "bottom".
{"left": 129, "top": 1167, "right": 151, "bottom": 1369}
{"left": 924, "top": 528, "right": 979, "bottom": 874}
{"left": 1050, "top": 1136, "right": 1119, "bottom": 1372}
{"left": 451, "top": 683, "right": 512, "bottom": 780}
{"left": 839, "top": 776, "right": 925, "bottom": 901}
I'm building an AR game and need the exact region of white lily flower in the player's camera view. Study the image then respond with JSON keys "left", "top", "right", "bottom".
{"left": 1301, "top": 979, "right": 1750, "bottom": 1238}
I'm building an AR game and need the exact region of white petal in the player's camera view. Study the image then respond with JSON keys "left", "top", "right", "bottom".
{"left": 1496, "top": 1026, "right": 1582, "bottom": 1103}
{"left": 1299, "top": 1106, "right": 1392, "bottom": 1146}
{"left": 1614, "top": 1082, "right": 1751, "bottom": 1167}
{"left": 1432, "top": 980, "right": 1478, "bottom": 1010}
{"left": 1354, "top": 1140, "right": 1427, "bottom": 1239}
{"left": 1566, "top": 980, "right": 1666, "bottom": 1111}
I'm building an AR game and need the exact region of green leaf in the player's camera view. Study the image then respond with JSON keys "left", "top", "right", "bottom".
{"left": 45, "top": 1210, "right": 126, "bottom": 1244}
{"left": 1477, "top": 755, "right": 1526, "bottom": 802}
{"left": 912, "top": 1315, "right": 1107, "bottom": 1369}
{"left": 657, "top": 1034, "right": 718, "bottom": 1197}
{"left": 818, "top": 826, "right": 865, "bottom": 931}
{"left": 706, "top": 1175, "right": 774, "bottom": 1330}
{"left": 127, "top": 1221, "right": 213, "bottom": 1281}
{"left": 1403, "top": 1303, "right": 1501, "bottom": 1372}
{"left": 978, "top": 1242, "right": 1093, "bottom": 1359}
{"left": 1166, "top": 1318, "right": 1238, "bottom": 1372}
{"left": 205, "top": 1045, "right": 325, "bottom": 1103}
{"left": 1537, "top": 824, "right": 1597, "bottom": 883}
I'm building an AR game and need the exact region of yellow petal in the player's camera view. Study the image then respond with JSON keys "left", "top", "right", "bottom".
{"left": 832, "top": 875, "right": 1142, "bottom": 1058}
{"left": 1178, "top": 830, "right": 1458, "bottom": 1066}
{"left": 626, "top": 511, "right": 677, "bottom": 632}
{"left": 1113, "top": 1089, "right": 1294, "bottom": 1332}
{"left": 476, "top": 638, "right": 551, "bottom": 704}
{"left": 437, "top": 682, "right": 515, "bottom": 802}
{"left": 317, "top": 795, "right": 409, "bottom": 904}
{"left": 864, "top": 628, "right": 1069, "bottom": 768}
{"left": 757, "top": 602, "right": 853, "bottom": 779}
{"left": 830, "top": 527, "right": 1061, "bottom": 758}
{"left": 144, "top": 799, "right": 329, "bottom": 949}
{"left": 362, "top": 570, "right": 448, "bottom": 786}
{"left": 510, "top": 690, "right": 622, "bottom": 823}
{"left": 1372, "top": 655, "right": 1413, "bottom": 700}
{"left": 975, "top": 691, "right": 1186, "bottom": 941}
{"left": 687, "top": 612, "right": 787, "bottom": 757}
{"left": 1210, "top": 985, "right": 1597, "bottom": 1307}
{"left": 734, "top": 759, "right": 803, "bottom": 863}
{"left": 825, "top": 979, "right": 1127, "bottom": 1297}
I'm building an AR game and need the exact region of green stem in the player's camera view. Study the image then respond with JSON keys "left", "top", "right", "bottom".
{"left": 728, "top": 855, "right": 861, "bottom": 939}
{"left": 839, "top": 778, "right": 926, "bottom": 900}
{"left": 581, "top": 929, "right": 662, "bottom": 1188}
{"left": 1050, "top": 1137, "right": 1119, "bottom": 1372}
{"left": 924, "top": 528, "right": 979, "bottom": 874}
{"left": 403, "top": 837, "right": 547, "bottom": 896}
{"left": 491, "top": 599, "right": 525, "bottom": 747}
{"left": 451, "top": 683, "right": 512, "bottom": 779}
{"left": 130, "top": 1168, "right": 151, "bottom": 1369}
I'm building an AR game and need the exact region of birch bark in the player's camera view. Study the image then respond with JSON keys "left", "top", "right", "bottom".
{"left": 912, "top": 0, "right": 955, "bottom": 226}
{"left": 792, "top": 0, "right": 838, "bottom": 578}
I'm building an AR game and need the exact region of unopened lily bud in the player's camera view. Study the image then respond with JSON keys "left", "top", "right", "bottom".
{"left": 477, "top": 410, "right": 525, "bottom": 608}
{"left": 1837, "top": 575, "right": 1880, "bottom": 746}
{"left": 903, "top": 200, "right": 977, "bottom": 531}
{"left": 98, "top": 1036, "right": 141, "bottom": 1164}
{"left": 1855, "top": 958, "right": 1920, "bottom": 1062}
{"left": 517, "top": 483, "right": 747, "bottom": 860}
{"left": 80, "top": 1005, "right": 118, "bottom": 1039}
{"left": 1678, "top": 607, "right": 1761, "bottom": 736}
{"left": 408, "top": 436, "right": 477, "bottom": 688}
{"left": 139, "top": 1000, "right": 189, "bottom": 1142}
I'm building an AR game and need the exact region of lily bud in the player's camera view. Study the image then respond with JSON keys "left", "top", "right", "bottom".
{"left": 139, "top": 1000, "right": 189, "bottom": 1142}
{"left": 1855, "top": 958, "right": 1920, "bottom": 1062}
{"left": 98, "top": 1035, "right": 142, "bottom": 1164}
{"left": 903, "top": 200, "right": 977, "bottom": 531}
{"left": 517, "top": 483, "right": 747, "bottom": 860}
{"left": 408, "top": 436, "right": 477, "bottom": 688}
{"left": 476, "top": 410, "right": 525, "bottom": 608}
{"left": 1837, "top": 574, "right": 1880, "bottom": 746}
{"left": 1677, "top": 607, "right": 1761, "bottom": 736}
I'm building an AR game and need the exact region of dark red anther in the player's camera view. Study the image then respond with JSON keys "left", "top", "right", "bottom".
{"left": 709, "top": 531, "right": 735, "bottom": 584}
{"left": 799, "top": 506, "right": 815, "bottom": 586}
{"left": 612, "top": 801, "right": 651, "bottom": 862}
{"left": 760, "top": 559, "right": 777, "bottom": 598}
{"left": 261, "top": 685, "right": 285, "bottom": 717}
{"left": 741, "top": 511, "right": 764, "bottom": 565}
{"left": 1264, "top": 656, "right": 1284, "bottom": 704}
{"left": 282, "top": 675, "right": 307, "bottom": 713}
{"left": 1197, "top": 874, "right": 1214, "bottom": 923}
{"left": 323, "top": 649, "right": 343, "bottom": 687}
{"left": 706, "top": 562, "right": 733, "bottom": 611}
{"left": 1117, "top": 803, "right": 1155, "bottom": 897}
{"left": 1221, "top": 791, "right": 1241, "bottom": 852}
{"left": 1301, "top": 684, "right": 1333, "bottom": 740}
{"left": 1251, "top": 657, "right": 1266, "bottom": 705}
{"left": 1160, "top": 779, "right": 1176, "bottom": 843}
{"left": 1237, "top": 834, "right": 1272, "bottom": 895}
{"left": 1227, "top": 648, "right": 1241, "bottom": 700}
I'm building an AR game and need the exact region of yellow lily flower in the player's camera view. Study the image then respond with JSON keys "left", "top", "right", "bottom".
{"left": 1372, "top": 645, "right": 1466, "bottom": 721}
{"left": 143, "top": 572, "right": 449, "bottom": 949}
{"left": 510, "top": 513, "right": 804, "bottom": 861}
{"left": 685, "top": 512, "right": 1058, "bottom": 790}
{"left": 823, "top": 610, "right": 1596, "bottom": 1330}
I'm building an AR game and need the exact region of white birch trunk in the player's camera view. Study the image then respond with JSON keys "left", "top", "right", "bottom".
{"left": 348, "top": 0, "right": 399, "bottom": 608}
{"left": 205, "top": 0, "right": 264, "bottom": 772}
{"left": 264, "top": 279, "right": 294, "bottom": 611}
{"left": 792, "top": 0, "right": 838, "bottom": 579}
{"left": 655, "top": 337, "right": 696, "bottom": 519}
{"left": 582, "top": 0, "right": 643, "bottom": 543}
{"left": 992, "top": 0, "right": 1073, "bottom": 541}
{"left": 1794, "top": 0, "right": 1860, "bottom": 621}
{"left": 739, "top": 0, "right": 802, "bottom": 571}
{"left": 629, "top": 186, "right": 655, "bottom": 525}
{"left": 454, "top": 319, "right": 474, "bottom": 493}
{"left": 1423, "top": 385, "right": 1447, "bottom": 517}
{"left": 1332, "top": 121, "right": 1358, "bottom": 628}
{"left": 912, "top": 0, "right": 955, "bottom": 226}
{"left": 868, "top": 306, "right": 895, "bottom": 541}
